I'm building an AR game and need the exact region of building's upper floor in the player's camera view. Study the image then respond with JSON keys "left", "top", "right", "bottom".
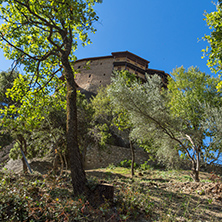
{"left": 72, "top": 51, "right": 169, "bottom": 96}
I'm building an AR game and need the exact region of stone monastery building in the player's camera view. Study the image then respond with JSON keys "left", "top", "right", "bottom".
{"left": 73, "top": 51, "right": 169, "bottom": 97}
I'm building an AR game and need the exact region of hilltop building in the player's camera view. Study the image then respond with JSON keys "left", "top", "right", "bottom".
{"left": 73, "top": 51, "right": 169, "bottom": 97}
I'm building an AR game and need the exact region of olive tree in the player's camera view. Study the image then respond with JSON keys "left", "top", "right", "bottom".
{"left": 108, "top": 67, "right": 222, "bottom": 182}
{"left": 167, "top": 67, "right": 222, "bottom": 180}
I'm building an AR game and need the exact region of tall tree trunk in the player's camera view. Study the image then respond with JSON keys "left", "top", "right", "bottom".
{"left": 18, "top": 139, "right": 27, "bottom": 174}
{"left": 21, "top": 154, "right": 28, "bottom": 174}
{"left": 62, "top": 56, "right": 86, "bottom": 196}
{"left": 23, "top": 138, "right": 28, "bottom": 174}
{"left": 130, "top": 140, "right": 135, "bottom": 177}
{"left": 191, "top": 152, "right": 200, "bottom": 182}
{"left": 192, "top": 166, "right": 199, "bottom": 182}
{"left": 185, "top": 134, "right": 200, "bottom": 182}
{"left": 80, "top": 144, "right": 87, "bottom": 170}
{"left": 195, "top": 148, "right": 200, "bottom": 182}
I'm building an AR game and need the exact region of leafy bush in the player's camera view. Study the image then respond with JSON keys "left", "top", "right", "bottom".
{"left": 106, "top": 163, "right": 116, "bottom": 170}
{"left": 118, "top": 159, "right": 138, "bottom": 168}
{"left": 139, "top": 161, "right": 153, "bottom": 171}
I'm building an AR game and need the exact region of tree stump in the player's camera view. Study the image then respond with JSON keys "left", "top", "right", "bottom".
{"left": 87, "top": 183, "right": 114, "bottom": 207}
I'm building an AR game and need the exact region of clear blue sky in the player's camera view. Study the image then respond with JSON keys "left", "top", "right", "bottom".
{"left": 0, "top": 0, "right": 217, "bottom": 76}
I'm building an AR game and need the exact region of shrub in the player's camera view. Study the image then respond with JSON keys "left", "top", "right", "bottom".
{"left": 139, "top": 161, "right": 153, "bottom": 171}
{"left": 118, "top": 159, "right": 138, "bottom": 168}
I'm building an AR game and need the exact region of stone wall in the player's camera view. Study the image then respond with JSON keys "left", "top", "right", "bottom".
{"left": 74, "top": 57, "right": 114, "bottom": 95}
{"left": 85, "top": 145, "right": 150, "bottom": 170}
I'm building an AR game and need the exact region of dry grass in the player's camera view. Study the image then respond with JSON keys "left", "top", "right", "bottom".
{"left": 86, "top": 166, "right": 222, "bottom": 221}
{"left": 0, "top": 164, "right": 222, "bottom": 221}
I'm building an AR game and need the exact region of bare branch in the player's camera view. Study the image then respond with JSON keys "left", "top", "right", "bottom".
{"left": 209, "top": 151, "right": 221, "bottom": 164}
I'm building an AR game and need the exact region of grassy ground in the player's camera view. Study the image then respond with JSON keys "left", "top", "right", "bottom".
{"left": 0, "top": 164, "right": 222, "bottom": 221}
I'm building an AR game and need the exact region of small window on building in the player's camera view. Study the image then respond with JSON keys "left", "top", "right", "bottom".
{"left": 78, "top": 65, "right": 81, "bottom": 69}
{"left": 89, "top": 74, "right": 91, "bottom": 78}
{"left": 103, "top": 73, "right": 106, "bottom": 76}
{"left": 100, "top": 81, "right": 101, "bottom": 83}
{"left": 100, "top": 63, "right": 102, "bottom": 65}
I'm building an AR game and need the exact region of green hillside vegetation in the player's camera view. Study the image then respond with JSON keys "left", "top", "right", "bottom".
{"left": 1, "top": 163, "right": 222, "bottom": 221}
{"left": 1, "top": 0, "right": 222, "bottom": 221}
{"left": 1, "top": 61, "right": 222, "bottom": 221}
{"left": 1, "top": 65, "right": 222, "bottom": 221}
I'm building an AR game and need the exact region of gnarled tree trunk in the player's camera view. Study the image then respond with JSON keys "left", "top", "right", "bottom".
{"left": 130, "top": 140, "right": 135, "bottom": 177}
{"left": 18, "top": 137, "right": 28, "bottom": 174}
{"left": 191, "top": 149, "right": 200, "bottom": 182}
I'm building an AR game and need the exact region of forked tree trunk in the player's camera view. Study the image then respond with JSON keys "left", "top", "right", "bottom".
{"left": 185, "top": 135, "right": 200, "bottom": 182}
{"left": 191, "top": 162, "right": 200, "bottom": 182}
{"left": 191, "top": 150, "right": 200, "bottom": 182}
{"left": 62, "top": 56, "right": 86, "bottom": 196}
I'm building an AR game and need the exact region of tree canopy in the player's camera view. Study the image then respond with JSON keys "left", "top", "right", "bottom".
{"left": 0, "top": 69, "right": 19, "bottom": 149}
{"left": 0, "top": 0, "right": 101, "bottom": 82}
{"left": 0, "top": 0, "right": 102, "bottom": 195}
{"left": 203, "top": 3, "right": 222, "bottom": 75}
{"left": 107, "top": 67, "right": 222, "bottom": 181}
{"left": 0, "top": 74, "right": 66, "bottom": 172}
{"left": 0, "top": 69, "right": 19, "bottom": 109}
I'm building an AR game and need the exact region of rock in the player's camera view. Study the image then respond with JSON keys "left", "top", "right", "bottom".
{"left": 1, "top": 155, "right": 54, "bottom": 175}
{"left": 2, "top": 158, "right": 23, "bottom": 173}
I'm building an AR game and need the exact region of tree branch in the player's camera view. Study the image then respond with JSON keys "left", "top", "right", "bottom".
{"left": 34, "top": 67, "right": 62, "bottom": 94}
{"left": 13, "top": 0, "right": 61, "bottom": 31}
{"left": 125, "top": 89, "right": 195, "bottom": 162}
{"left": 47, "top": 26, "right": 64, "bottom": 53}
{"left": 0, "top": 32, "right": 37, "bottom": 60}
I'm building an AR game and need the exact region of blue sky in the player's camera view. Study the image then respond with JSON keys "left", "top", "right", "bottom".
{"left": 0, "top": 0, "right": 217, "bottom": 75}
{"left": 0, "top": 1, "right": 221, "bottom": 164}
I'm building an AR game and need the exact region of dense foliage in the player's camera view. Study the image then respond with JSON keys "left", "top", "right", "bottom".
{"left": 90, "top": 71, "right": 141, "bottom": 176}
{"left": 107, "top": 68, "right": 222, "bottom": 181}
{"left": 203, "top": 3, "right": 222, "bottom": 75}
{"left": 0, "top": 0, "right": 102, "bottom": 195}
{"left": 0, "top": 70, "right": 19, "bottom": 149}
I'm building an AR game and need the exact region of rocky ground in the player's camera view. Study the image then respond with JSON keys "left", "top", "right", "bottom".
{"left": 0, "top": 143, "right": 54, "bottom": 174}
